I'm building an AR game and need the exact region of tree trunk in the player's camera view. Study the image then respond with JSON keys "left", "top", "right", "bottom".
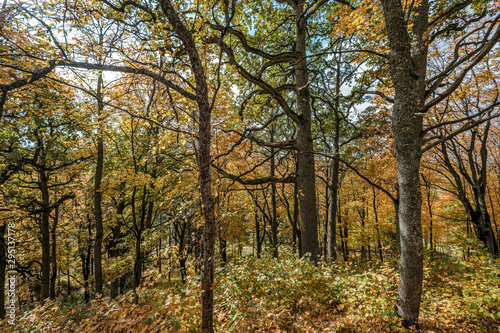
{"left": 50, "top": 206, "right": 59, "bottom": 300}
{"left": 159, "top": 1, "right": 216, "bottom": 330}
{"left": 425, "top": 182, "right": 434, "bottom": 252}
{"left": 328, "top": 55, "right": 342, "bottom": 262}
{"left": 156, "top": 0, "right": 232, "bottom": 329}
{"left": 359, "top": 201, "right": 367, "bottom": 261}
{"left": 270, "top": 128, "right": 278, "bottom": 259}
{"left": 40, "top": 167, "right": 51, "bottom": 304}
{"left": 109, "top": 202, "right": 124, "bottom": 299}
{"left": 67, "top": 267, "right": 71, "bottom": 296}
{"left": 255, "top": 213, "right": 261, "bottom": 258}
{"left": 488, "top": 192, "right": 500, "bottom": 254}
{"left": 324, "top": 175, "right": 329, "bottom": 259}
{"left": 158, "top": 238, "right": 162, "bottom": 274}
{"left": 294, "top": 0, "right": 319, "bottom": 263}
{"left": 293, "top": 178, "right": 301, "bottom": 256}
{"left": 81, "top": 219, "right": 92, "bottom": 304}
{"left": 94, "top": 64, "right": 104, "bottom": 297}
{"left": 393, "top": 191, "right": 401, "bottom": 251}
{"left": 179, "top": 257, "right": 187, "bottom": 283}
{"left": 133, "top": 230, "right": 142, "bottom": 289}
{"left": 328, "top": 159, "right": 340, "bottom": 262}
{"left": 393, "top": 100, "right": 424, "bottom": 327}
{"left": 440, "top": 131, "right": 499, "bottom": 257}
{"left": 381, "top": 0, "right": 428, "bottom": 326}
{"left": 372, "top": 188, "right": 383, "bottom": 262}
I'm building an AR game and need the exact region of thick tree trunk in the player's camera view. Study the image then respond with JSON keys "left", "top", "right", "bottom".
{"left": 94, "top": 71, "right": 104, "bottom": 296}
{"left": 476, "top": 195, "right": 499, "bottom": 256}
{"left": 393, "top": 110, "right": 424, "bottom": 327}
{"left": 294, "top": 0, "right": 319, "bottom": 263}
{"left": 470, "top": 210, "right": 498, "bottom": 257}
{"left": 381, "top": 0, "right": 428, "bottom": 326}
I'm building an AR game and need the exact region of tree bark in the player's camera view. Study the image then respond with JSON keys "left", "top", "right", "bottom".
{"left": 94, "top": 71, "right": 104, "bottom": 296}
{"left": 158, "top": 1, "right": 216, "bottom": 331}
{"left": 294, "top": 0, "right": 319, "bottom": 263}
{"left": 328, "top": 56, "right": 342, "bottom": 262}
{"left": 380, "top": 0, "right": 428, "bottom": 326}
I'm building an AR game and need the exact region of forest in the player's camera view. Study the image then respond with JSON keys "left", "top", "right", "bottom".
{"left": 0, "top": 0, "right": 500, "bottom": 332}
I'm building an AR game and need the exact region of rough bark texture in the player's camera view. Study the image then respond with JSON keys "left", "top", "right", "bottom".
{"left": 94, "top": 71, "right": 104, "bottom": 296}
{"left": 381, "top": 0, "right": 428, "bottom": 326}
{"left": 158, "top": 1, "right": 215, "bottom": 331}
{"left": 294, "top": 0, "right": 319, "bottom": 263}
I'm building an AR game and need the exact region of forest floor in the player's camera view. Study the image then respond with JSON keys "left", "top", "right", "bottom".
{"left": 2, "top": 252, "right": 499, "bottom": 332}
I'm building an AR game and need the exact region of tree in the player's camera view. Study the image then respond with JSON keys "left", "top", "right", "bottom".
{"left": 333, "top": 0, "right": 500, "bottom": 325}
{"left": 210, "top": 0, "right": 341, "bottom": 262}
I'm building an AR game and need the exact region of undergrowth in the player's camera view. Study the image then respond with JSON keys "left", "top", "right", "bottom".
{"left": 2, "top": 252, "right": 499, "bottom": 332}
